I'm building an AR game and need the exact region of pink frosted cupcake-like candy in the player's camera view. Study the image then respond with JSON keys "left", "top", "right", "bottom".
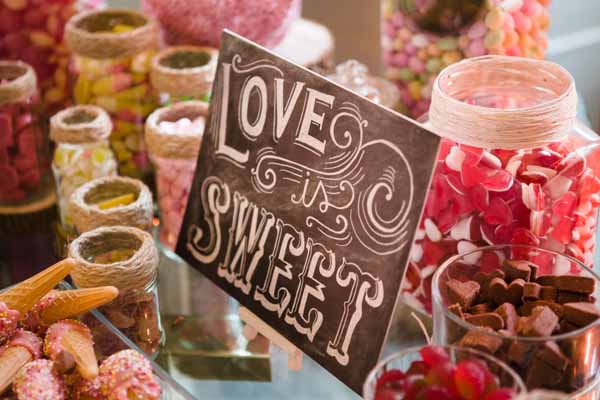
{"left": 99, "top": 349, "right": 161, "bottom": 400}
{"left": 0, "top": 301, "right": 20, "bottom": 345}
{"left": 13, "top": 359, "right": 67, "bottom": 400}
{"left": 141, "top": 0, "right": 301, "bottom": 48}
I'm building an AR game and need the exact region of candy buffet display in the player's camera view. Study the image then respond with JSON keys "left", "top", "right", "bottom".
{"left": 65, "top": 8, "right": 159, "bottom": 180}
{"left": 69, "top": 226, "right": 164, "bottom": 356}
{"left": 363, "top": 345, "right": 525, "bottom": 400}
{"left": 433, "top": 245, "right": 600, "bottom": 394}
{"left": 150, "top": 46, "right": 217, "bottom": 105}
{"left": 141, "top": 0, "right": 302, "bottom": 48}
{"left": 381, "top": 0, "right": 551, "bottom": 117}
{"left": 50, "top": 105, "right": 117, "bottom": 232}
{"left": 69, "top": 175, "right": 153, "bottom": 234}
{"left": 145, "top": 101, "right": 207, "bottom": 250}
{"left": 402, "top": 56, "right": 600, "bottom": 313}
{"left": 0, "top": 61, "right": 49, "bottom": 205}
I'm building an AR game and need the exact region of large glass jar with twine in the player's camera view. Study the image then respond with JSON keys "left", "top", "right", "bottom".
{"left": 69, "top": 225, "right": 163, "bottom": 355}
{"left": 50, "top": 104, "right": 117, "bottom": 232}
{"left": 69, "top": 175, "right": 153, "bottom": 235}
{"left": 145, "top": 101, "right": 207, "bottom": 251}
{"left": 65, "top": 8, "right": 159, "bottom": 181}
{"left": 402, "top": 56, "right": 600, "bottom": 313}
{"left": 150, "top": 46, "right": 217, "bottom": 106}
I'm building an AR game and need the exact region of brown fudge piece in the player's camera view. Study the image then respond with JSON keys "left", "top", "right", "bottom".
{"left": 539, "top": 285, "right": 557, "bottom": 301}
{"left": 536, "top": 275, "right": 557, "bottom": 286}
{"left": 554, "top": 276, "right": 596, "bottom": 294}
{"left": 469, "top": 303, "right": 492, "bottom": 314}
{"left": 459, "top": 328, "right": 503, "bottom": 354}
{"left": 465, "top": 312, "right": 505, "bottom": 330}
{"left": 563, "top": 302, "right": 600, "bottom": 327}
{"left": 506, "top": 279, "right": 525, "bottom": 305}
{"left": 523, "top": 282, "right": 542, "bottom": 301}
{"left": 559, "top": 319, "right": 579, "bottom": 333}
{"left": 474, "top": 270, "right": 506, "bottom": 301}
{"left": 489, "top": 278, "right": 525, "bottom": 306}
{"left": 507, "top": 340, "right": 534, "bottom": 368}
{"left": 519, "top": 306, "right": 559, "bottom": 337}
{"left": 495, "top": 303, "right": 519, "bottom": 333}
{"left": 520, "top": 300, "right": 563, "bottom": 319}
{"left": 526, "top": 356, "right": 564, "bottom": 389}
{"left": 556, "top": 291, "right": 592, "bottom": 304}
{"left": 529, "top": 263, "right": 539, "bottom": 282}
{"left": 502, "top": 259, "right": 533, "bottom": 281}
{"left": 536, "top": 341, "right": 570, "bottom": 373}
{"left": 446, "top": 279, "right": 480, "bottom": 309}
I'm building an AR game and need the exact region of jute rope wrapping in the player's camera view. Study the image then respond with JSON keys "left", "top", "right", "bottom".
{"left": 50, "top": 105, "right": 112, "bottom": 144}
{"left": 150, "top": 46, "right": 218, "bottom": 98}
{"left": 69, "top": 176, "right": 153, "bottom": 233}
{"left": 428, "top": 55, "right": 577, "bottom": 150}
{"left": 65, "top": 8, "right": 158, "bottom": 60}
{"left": 69, "top": 226, "right": 158, "bottom": 292}
{"left": 145, "top": 100, "right": 208, "bottom": 159}
{"left": 0, "top": 61, "right": 36, "bottom": 106}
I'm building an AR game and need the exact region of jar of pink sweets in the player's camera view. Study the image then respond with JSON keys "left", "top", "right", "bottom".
{"left": 402, "top": 56, "right": 600, "bottom": 314}
{"left": 145, "top": 101, "right": 207, "bottom": 251}
{"left": 65, "top": 8, "right": 159, "bottom": 181}
{"left": 0, "top": 61, "right": 50, "bottom": 207}
{"left": 150, "top": 46, "right": 217, "bottom": 106}
{"left": 381, "top": 0, "right": 551, "bottom": 118}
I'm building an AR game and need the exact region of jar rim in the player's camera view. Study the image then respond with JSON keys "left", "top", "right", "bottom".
{"left": 0, "top": 61, "right": 36, "bottom": 106}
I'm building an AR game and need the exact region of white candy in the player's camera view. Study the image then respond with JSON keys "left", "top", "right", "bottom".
{"left": 415, "top": 228, "right": 426, "bottom": 240}
{"left": 445, "top": 146, "right": 464, "bottom": 172}
{"left": 450, "top": 217, "right": 472, "bottom": 241}
{"left": 457, "top": 241, "right": 480, "bottom": 264}
{"left": 424, "top": 218, "right": 442, "bottom": 242}
{"left": 481, "top": 151, "right": 502, "bottom": 169}
{"left": 554, "top": 255, "right": 570, "bottom": 275}
{"left": 410, "top": 244, "right": 423, "bottom": 263}
{"left": 544, "top": 175, "right": 572, "bottom": 199}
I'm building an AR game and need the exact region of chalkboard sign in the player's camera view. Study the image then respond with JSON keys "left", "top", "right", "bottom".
{"left": 176, "top": 30, "right": 441, "bottom": 393}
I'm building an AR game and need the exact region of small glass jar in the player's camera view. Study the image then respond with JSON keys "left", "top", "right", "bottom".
{"left": 69, "top": 225, "right": 164, "bottom": 356}
{"left": 145, "top": 101, "right": 207, "bottom": 250}
{"left": 327, "top": 60, "right": 400, "bottom": 112}
{"left": 381, "top": 0, "right": 551, "bottom": 118}
{"left": 50, "top": 105, "right": 117, "bottom": 232}
{"left": 363, "top": 345, "right": 526, "bottom": 399}
{"left": 65, "top": 8, "right": 159, "bottom": 181}
{"left": 69, "top": 175, "right": 153, "bottom": 234}
{"left": 150, "top": 46, "right": 217, "bottom": 105}
{"left": 403, "top": 56, "right": 600, "bottom": 313}
{"left": 432, "top": 244, "right": 600, "bottom": 395}
{"left": 0, "top": 61, "right": 50, "bottom": 205}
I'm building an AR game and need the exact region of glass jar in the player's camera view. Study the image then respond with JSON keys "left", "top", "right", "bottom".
{"left": 327, "top": 59, "right": 400, "bottom": 112}
{"left": 432, "top": 244, "right": 600, "bottom": 395}
{"left": 363, "top": 345, "right": 526, "bottom": 399}
{"left": 69, "top": 175, "right": 153, "bottom": 234}
{"left": 69, "top": 225, "right": 164, "bottom": 356}
{"left": 381, "top": 0, "right": 551, "bottom": 118}
{"left": 141, "top": 0, "right": 301, "bottom": 48}
{"left": 145, "top": 101, "right": 206, "bottom": 251}
{"left": 150, "top": 46, "right": 217, "bottom": 105}
{"left": 50, "top": 105, "right": 117, "bottom": 232}
{"left": 65, "top": 8, "right": 159, "bottom": 181}
{"left": 402, "top": 56, "right": 600, "bottom": 313}
{"left": 0, "top": 61, "right": 50, "bottom": 205}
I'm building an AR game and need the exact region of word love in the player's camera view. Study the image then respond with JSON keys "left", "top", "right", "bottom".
{"left": 186, "top": 176, "right": 384, "bottom": 366}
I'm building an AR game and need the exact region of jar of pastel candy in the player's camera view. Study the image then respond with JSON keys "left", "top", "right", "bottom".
{"left": 145, "top": 101, "right": 207, "bottom": 251}
{"left": 65, "top": 8, "right": 159, "bottom": 180}
{"left": 69, "top": 225, "right": 164, "bottom": 356}
{"left": 150, "top": 46, "right": 218, "bottom": 105}
{"left": 50, "top": 105, "right": 117, "bottom": 232}
{"left": 0, "top": 61, "right": 50, "bottom": 206}
{"left": 402, "top": 56, "right": 600, "bottom": 313}
{"left": 381, "top": 0, "right": 551, "bottom": 118}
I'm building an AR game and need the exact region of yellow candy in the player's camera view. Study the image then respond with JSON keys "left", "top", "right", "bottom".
{"left": 74, "top": 77, "right": 92, "bottom": 104}
{"left": 484, "top": 30, "right": 505, "bottom": 49}
{"left": 123, "top": 102, "right": 155, "bottom": 119}
{"left": 112, "top": 24, "right": 135, "bottom": 33}
{"left": 485, "top": 8, "right": 504, "bottom": 30}
{"left": 115, "top": 147, "right": 132, "bottom": 162}
{"left": 119, "top": 162, "right": 142, "bottom": 178}
{"left": 124, "top": 134, "right": 141, "bottom": 152}
{"left": 96, "top": 193, "right": 135, "bottom": 210}
{"left": 54, "top": 68, "right": 67, "bottom": 89}
{"left": 131, "top": 51, "right": 155, "bottom": 74}
{"left": 131, "top": 73, "right": 147, "bottom": 84}
{"left": 91, "top": 147, "right": 113, "bottom": 167}
{"left": 30, "top": 30, "right": 54, "bottom": 48}
{"left": 114, "top": 84, "right": 148, "bottom": 101}
{"left": 44, "top": 87, "right": 65, "bottom": 104}
{"left": 94, "top": 96, "right": 119, "bottom": 113}
{"left": 92, "top": 74, "right": 133, "bottom": 96}
{"left": 408, "top": 81, "right": 422, "bottom": 101}
{"left": 442, "top": 51, "right": 462, "bottom": 66}
{"left": 113, "top": 120, "right": 138, "bottom": 138}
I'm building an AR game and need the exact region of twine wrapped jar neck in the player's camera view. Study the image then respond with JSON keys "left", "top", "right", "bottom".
{"left": 65, "top": 8, "right": 158, "bottom": 60}
{"left": 151, "top": 46, "right": 218, "bottom": 98}
{"left": 69, "top": 176, "right": 153, "bottom": 233}
{"left": 50, "top": 105, "right": 112, "bottom": 144}
{"left": 428, "top": 56, "right": 578, "bottom": 150}
{"left": 0, "top": 61, "right": 37, "bottom": 106}
{"left": 69, "top": 226, "right": 158, "bottom": 292}
{"left": 145, "top": 100, "right": 208, "bottom": 160}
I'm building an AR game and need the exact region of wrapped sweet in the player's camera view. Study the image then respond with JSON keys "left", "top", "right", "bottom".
{"left": 403, "top": 56, "right": 600, "bottom": 313}
{"left": 151, "top": 46, "right": 217, "bottom": 105}
{"left": 141, "top": 0, "right": 301, "bottom": 48}
{"left": 69, "top": 226, "right": 163, "bottom": 355}
{"left": 145, "top": 101, "right": 207, "bottom": 250}
{"left": 65, "top": 8, "right": 159, "bottom": 180}
{"left": 50, "top": 105, "right": 117, "bottom": 232}
{"left": 381, "top": 0, "right": 551, "bottom": 117}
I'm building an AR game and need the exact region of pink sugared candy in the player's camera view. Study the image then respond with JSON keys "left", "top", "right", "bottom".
{"left": 0, "top": 301, "right": 20, "bottom": 345}
{"left": 141, "top": 0, "right": 301, "bottom": 48}
{"left": 13, "top": 359, "right": 67, "bottom": 400}
{"left": 99, "top": 349, "right": 161, "bottom": 400}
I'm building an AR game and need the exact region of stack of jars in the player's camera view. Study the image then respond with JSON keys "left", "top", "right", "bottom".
{"left": 381, "top": 0, "right": 551, "bottom": 118}
{"left": 65, "top": 8, "right": 159, "bottom": 180}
